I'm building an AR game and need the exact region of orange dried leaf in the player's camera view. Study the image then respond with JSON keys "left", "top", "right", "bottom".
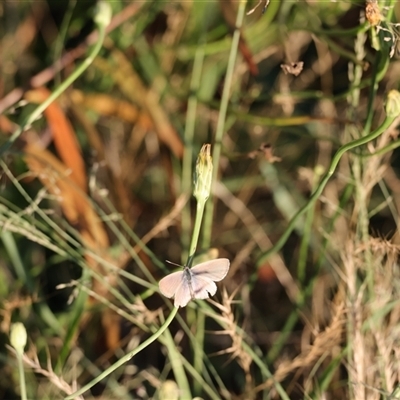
{"left": 25, "top": 88, "right": 87, "bottom": 191}
{"left": 0, "top": 115, "right": 15, "bottom": 135}
{"left": 71, "top": 90, "right": 145, "bottom": 124}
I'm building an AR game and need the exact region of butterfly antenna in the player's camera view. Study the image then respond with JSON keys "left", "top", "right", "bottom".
{"left": 166, "top": 260, "right": 183, "bottom": 268}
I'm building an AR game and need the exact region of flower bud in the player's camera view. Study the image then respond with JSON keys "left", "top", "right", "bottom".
{"left": 385, "top": 90, "right": 400, "bottom": 118}
{"left": 194, "top": 144, "right": 213, "bottom": 202}
{"left": 159, "top": 380, "right": 180, "bottom": 400}
{"left": 94, "top": 1, "right": 112, "bottom": 28}
{"left": 10, "top": 323, "right": 27, "bottom": 356}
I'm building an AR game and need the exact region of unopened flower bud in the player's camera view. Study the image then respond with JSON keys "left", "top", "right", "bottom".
{"left": 10, "top": 323, "right": 27, "bottom": 356}
{"left": 194, "top": 144, "right": 213, "bottom": 202}
{"left": 94, "top": 1, "right": 112, "bottom": 28}
{"left": 385, "top": 90, "right": 400, "bottom": 118}
{"left": 159, "top": 380, "right": 180, "bottom": 400}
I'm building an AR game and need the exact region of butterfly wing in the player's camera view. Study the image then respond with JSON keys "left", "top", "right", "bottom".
{"left": 159, "top": 271, "right": 184, "bottom": 298}
{"left": 159, "top": 269, "right": 193, "bottom": 308}
{"left": 173, "top": 271, "right": 193, "bottom": 308}
{"left": 190, "top": 273, "right": 217, "bottom": 299}
{"left": 190, "top": 258, "right": 230, "bottom": 281}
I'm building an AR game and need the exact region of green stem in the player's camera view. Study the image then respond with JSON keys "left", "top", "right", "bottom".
{"left": 363, "top": 48, "right": 388, "bottom": 136}
{"left": 162, "top": 327, "right": 192, "bottom": 399}
{"left": 297, "top": 167, "right": 322, "bottom": 284}
{"left": 242, "top": 342, "right": 290, "bottom": 400}
{"left": 53, "top": 0, "right": 77, "bottom": 86}
{"left": 202, "top": 0, "right": 247, "bottom": 249}
{"left": 193, "top": 311, "right": 205, "bottom": 395}
{"left": 56, "top": 278, "right": 89, "bottom": 372}
{"left": 360, "top": 139, "right": 400, "bottom": 158}
{"left": 188, "top": 199, "right": 206, "bottom": 263}
{"left": 0, "top": 4, "right": 110, "bottom": 156}
{"left": 257, "top": 114, "right": 396, "bottom": 266}
{"left": 266, "top": 311, "right": 300, "bottom": 363}
{"left": 179, "top": 355, "right": 222, "bottom": 400}
{"left": 17, "top": 353, "right": 27, "bottom": 400}
{"left": 64, "top": 307, "right": 178, "bottom": 400}
{"left": 181, "top": 48, "right": 205, "bottom": 262}
{"left": 1, "top": 230, "right": 33, "bottom": 291}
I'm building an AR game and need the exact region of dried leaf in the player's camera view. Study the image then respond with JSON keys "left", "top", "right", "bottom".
{"left": 366, "top": 0, "right": 382, "bottom": 26}
{"left": 25, "top": 88, "right": 87, "bottom": 191}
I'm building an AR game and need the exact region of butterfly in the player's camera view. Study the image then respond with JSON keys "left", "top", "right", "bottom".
{"left": 158, "top": 258, "right": 230, "bottom": 308}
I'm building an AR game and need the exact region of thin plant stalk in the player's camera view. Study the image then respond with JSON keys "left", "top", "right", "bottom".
{"left": 179, "top": 355, "right": 227, "bottom": 400}
{"left": 297, "top": 166, "right": 323, "bottom": 284}
{"left": 202, "top": 0, "right": 248, "bottom": 249}
{"left": 188, "top": 198, "right": 208, "bottom": 262}
{"left": 242, "top": 342, "right": 290, "bottom": 400}
{"left": 53, "top": 0, "right": 77, "bottom": 86}
{"left": 181, "top": 47, "right": 205, "bottom": 262}
{"left": 187, "top": 144, "right": 215, "bottom": 392}
{"left": 193, "top": 310, "right": 205, "bottom": 396}
{"left": 162, "top": 327, "right": 192, "bottom": 399}
{"left": 16, "top": 352, "right": 27, "bottom": 400}
{"left": 64, "top": 307, "right": 178, "bottom": 399}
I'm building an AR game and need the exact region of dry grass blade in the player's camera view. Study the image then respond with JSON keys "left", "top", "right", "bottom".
{"left": 252, "top": 301, "right": 345, "bottom": 395}
{"left": 7, "top": 345, "right": 84, "bottom": 399}
{"left": 208, "top": 288, "right": 255, "bottom": 398}
{"left": 343, "top": 237, "right": 400, "bottom": 399}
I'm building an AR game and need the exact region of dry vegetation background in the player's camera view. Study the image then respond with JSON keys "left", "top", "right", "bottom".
{"left": 1, "top": 0, "right": 400, "bottom": 399}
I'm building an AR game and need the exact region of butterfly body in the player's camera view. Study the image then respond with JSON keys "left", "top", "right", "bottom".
{"left": 159, "top": 258, "right": 230, "bottom": 308}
